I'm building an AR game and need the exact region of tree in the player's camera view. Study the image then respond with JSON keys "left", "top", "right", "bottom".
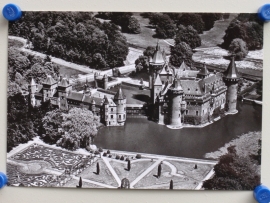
{"left": 175, "top": 25, "right": 201, "bottom": 49}
{"left": 177, "top": 14, "right": 205, "bottom": 34}
{"left": 169, "top": 42, "right": 193, "bottom": 67}
{"left": 157, "top": 163, "right": 162, "bottom": 178}
{"left": 148, "top": 13, "right": 162, "bottom": 27}
{"left": 56, "top": 108, "right": 100, "bottom": 150}
{"left": 76, "top": 177, "right": 82, "bottom": 188}
{"left": 128, "top": 16, "right": 141, "bottom": 34}
{"left": 143, "top": 46, "right": 156, "bottom": 57}
{"left": 41, "top": 109, "right": 64, "bottom": 144}
{"left": 169, "top": 179, "right": 173, "bottom": 190}
{"left": 91, "top": 53, "right": 107, "bottom": 69}
{"left": 200, "top": 13, "right": 223, "bottom": 31}
{"left": 96, "top": 162, "right": 100, "bottom": 175}
{"left": 228, "top": 38, "right": 249, "bottom": 60}
{"left": 155, "top": 14, "right": 176, "bottom": 39}
{"left": 222, "top": 14, "right": 263, "bottom": 50}
{"left": 202, "top": 146, "right": 260, "bottom": 190}
{"left": 7, "top": 93, "right": 36, "bottom": 152}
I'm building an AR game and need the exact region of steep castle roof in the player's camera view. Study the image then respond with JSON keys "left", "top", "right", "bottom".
{"left": 223, "top": 55, "right": 240, "bottom": 79}
{"left": 149, "top": 43, "right": 165, "bottom": 66}
{"left": 43, "top": 75, "right": 57, "bottom": 85}
{"left": 178, "top": 61, "right": 190, "bottom": 71}
{"left": 197, "top": 63, "right": 210, "bottom": 77}
{"left": 154, "top": 74, "right": 162, "bottom": 86}
{"left": 67, "top": 91, "right": 84, "bottom": 101}
{"left": 58, "top": 78, "right": 70, "bottom": 87}
{"left": 114, "top": 88, "right": 125, "bottom": 100}
{"left": 30, "top": 78, "right": 36, "bottom": 86}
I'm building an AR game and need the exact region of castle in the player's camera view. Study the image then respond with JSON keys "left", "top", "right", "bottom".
{"left": 148, "top": 43, "right": 240, "bottom": 128}
{"left": 28, "top": 76, "right": 126, "bottom": 127}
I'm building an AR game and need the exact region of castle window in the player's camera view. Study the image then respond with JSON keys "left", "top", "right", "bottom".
{"left": 111, "top": 115, "right": 113, "bottom": 119}
{"left": 196, "top": 111, "right": 199, "bottom": 116}
{"left": 111, "top": 108, "right": 113, "bottom": 111}
{"left": 185, "top": 110, "right": 188, "bottom": 115}
{"left": 203, "top": 110, "right": 204, "bottom": 115}
{"left": 124, "top": 114, "right": 125, "bottom": 119}
{"left": 119, "top": 115, "right": 121, "bottom": 119}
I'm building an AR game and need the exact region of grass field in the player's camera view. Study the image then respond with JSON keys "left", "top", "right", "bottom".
{"left": 122, "top": 13, "right": 172, "bottom": 54}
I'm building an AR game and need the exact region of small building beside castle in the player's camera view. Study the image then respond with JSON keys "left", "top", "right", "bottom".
{"left": 28, "top": 76, "right": 126, "bottom": 127}
{"left": 148, "top": 43, "right": 240, "bottom": 128}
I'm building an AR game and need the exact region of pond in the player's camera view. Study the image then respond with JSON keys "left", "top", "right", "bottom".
{"left": 95, "top": 102, "right": 262, "bottom": 159}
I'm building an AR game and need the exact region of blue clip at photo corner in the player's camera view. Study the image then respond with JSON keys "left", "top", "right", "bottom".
{"left": 0, "top": 172, "right": 7, "bottom": 189}
{"left": 258, "top": 4, "right": 270, "bottom": 21}
{"left": 254, "top": 185, "right": 270, "bottom": 203}
{"left": 2, "top": 3, "right": 22, "bottom": 21}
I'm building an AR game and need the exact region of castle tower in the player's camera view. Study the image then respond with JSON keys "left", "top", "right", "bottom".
{"left": 58, "top": 77, "right": 72, "bottom": 110}
{"left": 197, "top": 63, "right": 210, "bottom": 79}
{"left": 167, "top": 78, "right": 184, "bottom": 127}
{"left": 149, "top": 42, "right": 166, "bottom": 75}
{"left": 28, "top": 78, "right": 37, "bottom": 107}
{"left": 91, "top": 99, "right": 96, "bottom": 114}
{"left": 42, "top": 75, "right": 58, "bottom": 102}
{"left": 223, "top": 55, "right": 240, "bottom": 114}
{"left": 151, "top": 74, "right": 163, "bottom": 103}
{"left": 103, "top": 74, "right": 108, "bottom": 90}
{"left": 83, "top": 78, "right": 91, "bottom": 96}
{"left": 114, "top": 87, "right": 126, "bottom": 125}
{"left": 94, "top": 72, "right": 98, "bottom": 88}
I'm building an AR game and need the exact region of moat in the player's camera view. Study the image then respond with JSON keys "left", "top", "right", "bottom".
{"left": 95, "top": 102, "right": 262, "bottom": 159}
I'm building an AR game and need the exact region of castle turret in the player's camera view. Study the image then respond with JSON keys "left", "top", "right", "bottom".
{"left": 149, "top": 42, "right": 166, "bottom": 74}
{"left": 28, "top": 78, "right": 37, "bottom": 106}
{"left": 58, "top": 77, "right": 72, "bottom": 110}
{"left": 103, "top": 74, "right": 108, "bottom": 90}
{"left": 167, "top": 77, "right": 184, "bottom": 127}
{"left": 151, "top": 74, "right": 163, "bottom": 103}
{"left": 223, "top": 55, "right": 240, "bottom": 114}
{"left": 197, "top": 63, "right": 210, "bottom": 79}
{"left": 114, "top": 87, "right": 126, "bottom": 125}
{"left": 42, "top": 75, "right": 58, "bottom": 102}
{"left": 91, "top": 99, "right": 96, "bottom": 114}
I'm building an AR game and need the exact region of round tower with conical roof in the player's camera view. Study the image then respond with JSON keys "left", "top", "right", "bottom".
{"left": 167, "top": 77, "right": 184, "bottom": 127}
{"left": 223, "top": 55, "right": 240, "bottom": 114}
{"left": 102, "top": 74, "right": 108, "bottom": 90}
{"left": 28, "top": 78, "right": 37, "bottom": 106}
{"left": 114, "top": 87, "right": 126, "bottom": 125}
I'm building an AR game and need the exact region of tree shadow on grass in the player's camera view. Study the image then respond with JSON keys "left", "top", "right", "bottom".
{"left": 93, "top": 172, "right": 99, "bottom": 175}
{"left": 153, "top": 175, "right": 159, "bottom": 179}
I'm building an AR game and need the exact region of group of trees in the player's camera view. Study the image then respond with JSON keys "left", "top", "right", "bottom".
{"left": 96, "top": 12, "right": 141, "bottom": 34}
{"left": 141, "top": 12, "right": 224, "bottom": 39}
{"left": 203, "top": 145, "right": 261, "bottom": 190}
{"left": 222, "top": 14, "right": 263, "bottom": 60}
{"left": 41, "top": 108, "right": 100, "bottom": 151}
{"left": 9, "top": 12, "right": 129, "bottom": 69}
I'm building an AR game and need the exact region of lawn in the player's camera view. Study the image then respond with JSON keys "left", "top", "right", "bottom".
{"left": 109, "top": 159, "right": 154, "bottom": 183}
{"left": 122, "top": 13, "right": 172, "bottom": 54}
{"left": 64, "top": 178, "right": 103, "bottom": 188}
{"left": 77, "top": 158, "right": 119, "bottom": 187}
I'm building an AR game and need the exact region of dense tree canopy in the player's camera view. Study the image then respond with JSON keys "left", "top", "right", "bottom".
{"left": 222, "top": 14, "right": 263, "bottom": 50}
{"left": 175, "top": 25, "right": 201, "bottom": 49}
{"left": 169, "top": 42, "right": 193, "bottom": 67}
{"left": 203, "top": 146, "right": 260, "bottom": 190}
{"left": 56, "top": 108, "right": 101, "bottom": 150}
{"left": 155, "top": 14, "right": 176, "bottom": 39}
{"left": 177, "top": 14, "right": 205, "bottom": 34}
{"left": 7, "top": 94, "right": 36, "bottom": 152}
{"left": 200, "top": 13, "right": 223, "bottom": 31}
{"left": 229, "top": 38, "right": 249, "bottom": 60}
{"left": 9, "top": 12, "right": 129, "bottom": 68}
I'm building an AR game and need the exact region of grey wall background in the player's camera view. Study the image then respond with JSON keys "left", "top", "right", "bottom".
{"left": 0, "top": 0, "right": 269, "bottom": 202}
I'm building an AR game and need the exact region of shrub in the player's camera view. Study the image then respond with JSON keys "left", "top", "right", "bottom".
{"left": 107, "top": 150, "right": 110, "bottom": 154}
{"left": 228, "top": 38, "right": 248, "bottom": 60}
{"left": 116, "top": 155, "right": 120, "bottom": 160}
{"left": 108, "top": 154, "right": 112, "bottom": 158}
{"left": 98, "top": 147, "right": 103, "bottom": 152}
{"left": 103, "top": 152, "right": 107, "bottom": 157}
{"left": 136, "top": 154, "right": 142, "bottom": 159}
{"left": 120, "top": 156, "right": 125, "bottom": 161}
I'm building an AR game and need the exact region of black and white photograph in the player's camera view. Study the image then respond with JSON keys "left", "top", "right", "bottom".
{"left": 6, "top": 11, "right": 263, "bottom": 190}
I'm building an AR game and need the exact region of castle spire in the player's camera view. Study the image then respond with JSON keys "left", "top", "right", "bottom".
{"left": 30, "top": 77, "right": 36, "bottom": 86}
{"left": 114, "top": 87, "right": 125, "bottom": 100}
{"left": 223, "top": 54, "right": 240, "bottom": 80}
{"left": 154, "top": 74, "right": 162, "bottom": 86}
{"left": 197, "top": 63, "right": 209, "bottom": 78}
